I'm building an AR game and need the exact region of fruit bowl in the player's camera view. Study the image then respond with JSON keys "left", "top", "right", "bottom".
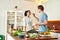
{"left": 39, "top": 32, "right": 51, "bottom": 36}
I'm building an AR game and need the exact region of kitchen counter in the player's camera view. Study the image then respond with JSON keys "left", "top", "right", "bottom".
{"left": 12, "top": 36, "right": 58, "bottom": 40}
{"left": 9, "top": 34, "right": 58, "bottom": 40}
{"left": 8, "top": 32, "right": 58, "bottom": 40}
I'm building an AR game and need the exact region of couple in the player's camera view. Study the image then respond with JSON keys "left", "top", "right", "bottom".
{"left": 23, "top": 5, "right": 48, "bottom": 32}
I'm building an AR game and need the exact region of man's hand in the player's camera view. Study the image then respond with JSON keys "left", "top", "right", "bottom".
{"left": 32, "top": 13, "right": 39, "bottom": 21}
{"left": 32, "top": 13, "right": 36, "bottom": 17}
{"left": 35, "top": 22, "right": 40, "bottom": 26}
{"left": 35, "top": 20, "right": 48, "bottom": 26}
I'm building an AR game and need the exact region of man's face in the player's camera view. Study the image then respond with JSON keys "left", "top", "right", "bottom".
{"left": 38, "top": 9, "right": 41, "bottom": 13}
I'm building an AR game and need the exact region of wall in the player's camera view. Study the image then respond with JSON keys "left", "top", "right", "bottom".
{"left": 42, "top": 0, "right": 60, "bottom": 20}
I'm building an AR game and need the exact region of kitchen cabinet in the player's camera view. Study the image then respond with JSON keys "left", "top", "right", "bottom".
{"left": 7, "top": 10, "right": 24, "bottom": 33}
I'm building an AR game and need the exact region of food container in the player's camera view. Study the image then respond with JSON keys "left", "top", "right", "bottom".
{"left": 18, "top": 32, "right": 25, "bottom": 38}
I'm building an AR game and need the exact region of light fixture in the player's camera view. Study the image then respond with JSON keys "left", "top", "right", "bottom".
{"left": 38, "top": 0, "right": 48, "bottom": 5}
{"left": 25, "top": 0, "right": 48, "bottom": 5}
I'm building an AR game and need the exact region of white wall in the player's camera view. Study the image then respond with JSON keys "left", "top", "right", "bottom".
{"left": 42, "top": 0, "right": 60, "bottom": 20}
{"left": 0, "top": 0, "right": 37, "bottom": 35}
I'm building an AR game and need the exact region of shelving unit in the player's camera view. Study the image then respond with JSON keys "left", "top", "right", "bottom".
{"left": 7, "top": 10, "right": 24, "bottom": 30}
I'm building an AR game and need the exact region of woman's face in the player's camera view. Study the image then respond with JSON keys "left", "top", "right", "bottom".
{"left": 27, "top": 11, "right": 31, "bottom": 16}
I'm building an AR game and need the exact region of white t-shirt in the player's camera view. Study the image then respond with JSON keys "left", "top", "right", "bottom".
{"left": 23, "top": 16, "right": 32, "bottom": 31}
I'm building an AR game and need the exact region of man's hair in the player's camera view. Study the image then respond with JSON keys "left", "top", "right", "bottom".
{"left": 38, "top": 5, "right": 44, "bottom": 11}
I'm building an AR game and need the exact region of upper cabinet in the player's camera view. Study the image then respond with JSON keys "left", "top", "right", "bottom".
{"left": 7, "top": 10, "right": 24, "bottom": 29}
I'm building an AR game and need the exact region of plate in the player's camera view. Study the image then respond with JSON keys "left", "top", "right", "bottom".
{"left": 40, "top": 34, "right": 51, "bottom": 36}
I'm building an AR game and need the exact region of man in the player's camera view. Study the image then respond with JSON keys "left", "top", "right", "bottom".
{"left": 33, "top": 5, "right": 48, "bottom": 32}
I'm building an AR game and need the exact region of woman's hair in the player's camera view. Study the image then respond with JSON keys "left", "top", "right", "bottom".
{"left": 24, "top": 10, "right": 31, "bottom": 16}
{"left": 38, "top": 5, "right": 44, "bottom": 11}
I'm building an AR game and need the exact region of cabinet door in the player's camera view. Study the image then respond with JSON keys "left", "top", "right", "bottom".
{"left": 7, "top": 12, "right": 15, "bottom": 24}
{"left": 7, "top": 11, "right": 15, "bottom": 33}
{"left": 16, "top": 11, "right": 24, "bottom": 30}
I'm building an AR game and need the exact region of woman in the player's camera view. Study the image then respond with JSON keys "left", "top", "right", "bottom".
{"left": 33, "top": 5, "right": 48, "bottom": 32}
{"left": 23, "top": 10, "right": 32, "bottom": 32}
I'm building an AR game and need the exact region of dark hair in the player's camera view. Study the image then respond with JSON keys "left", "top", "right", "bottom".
{"left": 38, "top": 5, "right": 44, "bottom": 11}
{"left": 24, "top": 10, "right": 31, "bottom": 16}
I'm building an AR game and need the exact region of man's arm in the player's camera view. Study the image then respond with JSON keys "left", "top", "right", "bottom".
{"left": 37, "top": 20, "right": 48, "bottom": 26}
{"left": 37, "top": 14, "right": 48, "bottom": 26}
{"left": 32, "top": 13, "right": 39, "bottom": 21}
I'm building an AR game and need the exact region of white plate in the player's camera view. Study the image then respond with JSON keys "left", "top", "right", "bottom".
{"left": 40, "top": 35, "right": 51, "bottom": 36}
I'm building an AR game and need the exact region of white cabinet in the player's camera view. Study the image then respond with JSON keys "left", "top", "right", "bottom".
{"left": 7, "top": 10, "right": 24, "bottom": 30}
